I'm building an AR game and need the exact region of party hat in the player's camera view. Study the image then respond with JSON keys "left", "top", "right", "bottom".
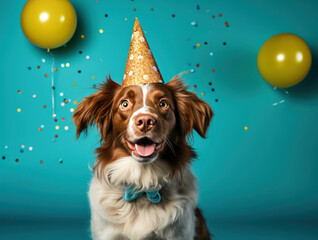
{"left": 122, "top": 18, "right": 163, "bottom": 87}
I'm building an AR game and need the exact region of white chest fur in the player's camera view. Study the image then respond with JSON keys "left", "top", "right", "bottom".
{"left": 89, "top": 157, "right": 198, "bottom": 240}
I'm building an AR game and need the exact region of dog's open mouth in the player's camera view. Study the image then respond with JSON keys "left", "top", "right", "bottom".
{"left": 126, "top": 137, "right": 162, "bottom": 158}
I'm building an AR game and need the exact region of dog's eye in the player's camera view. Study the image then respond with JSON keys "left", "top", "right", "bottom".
{"left": 159, "top": 100, "right": 169, "bottom": 109}
{"left": 121, "top": 100, "right": 129, "bottom": 109}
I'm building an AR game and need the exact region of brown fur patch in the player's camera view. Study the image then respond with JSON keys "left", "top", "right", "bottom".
{"left": 195, "top": 208, "right": 212, "bottom": 240}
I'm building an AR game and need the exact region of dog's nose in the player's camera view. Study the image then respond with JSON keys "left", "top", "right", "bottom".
{"left": 135, "top": 114, "right": 156, "bottom": 132}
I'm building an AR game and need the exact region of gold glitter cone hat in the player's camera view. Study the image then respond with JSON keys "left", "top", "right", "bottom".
{"left": 122, "top": 18, "right": 163, "bottom": 87}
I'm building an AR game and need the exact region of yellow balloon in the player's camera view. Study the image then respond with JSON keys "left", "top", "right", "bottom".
{"left": 21, "top": 0, "right": 77, "bottom": 50}
{"left": 257, "top": 33, "right": 312, "bottom": 88}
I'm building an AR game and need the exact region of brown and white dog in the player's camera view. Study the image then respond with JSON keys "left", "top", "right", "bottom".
{"left": 73, "top": 75, "right": 213, "bottom": 240}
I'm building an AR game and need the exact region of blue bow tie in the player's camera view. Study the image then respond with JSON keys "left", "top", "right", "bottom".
{"left": 123, "top": 185, "right": 161, "bottom": 203}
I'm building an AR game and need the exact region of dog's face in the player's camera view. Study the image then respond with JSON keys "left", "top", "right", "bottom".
{"left": 73, "top": 76, "right": 213, "bottom": 170}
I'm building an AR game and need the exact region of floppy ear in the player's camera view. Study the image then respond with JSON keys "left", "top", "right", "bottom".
{"left": 73, "top": 77, "right": 121, "bottom": 139}
{"left": 167, "top": 75, "right": 213, "bottom": 138}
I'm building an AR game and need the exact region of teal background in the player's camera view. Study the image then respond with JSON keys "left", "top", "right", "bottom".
{"left": 1, "top": 0, "right": 318, "bottom": 239}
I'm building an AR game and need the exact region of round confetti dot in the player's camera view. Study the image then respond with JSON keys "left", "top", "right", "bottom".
{"left": 52, "top": 139, "right": 56, "bottom": 142}
{"left": 41, "top": 124, "right": 45, "bottom": 128}
{"left": 40, "top": 160, "right": 44, "bottom": 164}
{"left": 219, "top": 13, "right": 222, "bottom": 17}
{"left": 20, "top": 149, "right": 24, "bottom": 153}
{"left": 44, "top": 73, "right": 48, "bottom": 77}
{"left": 202, "top": 92, "right": 205, "bottom": 96}
{"left": 225, "top": 21, "right": 228, "bottom": 25}
{"left": 55, "top": 134, "right": 58, "bottom": 138}
{"left": 61, "top": 102, "right": 65, "bottom": 107}
{"left": 43, "top": 105, "right": 47, "bottom": 108}
{"left": 151, "top": 8, "right": 154, "bottom": 11}
{"left": 190, "top": 69, "right": 195, "bottom": 73}
{"left": 215, "top": 99, "right": 219, "bottom": 102}
{"left": 92, "top": 75, "right": 95, "bottom": 79}
{"left": 81, "top": 35, "right": 85, "bottom": 38}
{"left": 28, "top": 67, "right": 31, "bottom": 70}
{"left": 212, "top": 69, "right": 216, "bottom": 72}
{"left": 73, "top": 83, "right": 77, "bottom": 86}
{"left": 196, "top": 64, "right": 200, "bottom": 67}
{"left": 59, "top": 159, "right": 63, "bottom": 164}
{"left": 42, "top": 58, "right": 46, "bottom": 63}
{"left": 172, "top": 14, "right": 175, "bottom": 17}
{"left": 79, "top": 51, "right": 82, "bottom": 54}
{"left": 70, "top": 108, "right": 74, "bottom": 112}
{"left": 193, "top": 85, "right": 197, "bottom": 88}
{"left": 186, "top": 70, "right": 189, "bottom": 74}
{"left": 16, "top": 159, "right": 19, "bottom": 163}
{"left": 38, "top": 128, "right": 42, "bottom": 131}
{"left": 55, "top": 126, "right": 59, "bottom": 130}
{"left": 66, "top": 63, "right": 70, "bottom": 67}
{"left": 78, "top": 70, "right": 81, "bottom": 73}
{"left": 212, "top": 15, "right": 216, "bottom": 19}
{"left": 54, "top": 119, "right": 58, "bottom": 122}
{"left": 73, "top": 101, "right": 77, "bottom": 105}
{"left": 244, "top": 126, "right": 248, "bottom": 130}
{"left": 64, "top": 99, "right": 68, "bottom": 103}
{"left": 133, "top": 8, "right": 136, "bottom": 11}
{"left": 29, "top": 146, "right": 33, "bottom": 151}
{"left": 54, "top": 67, "right": 58, "bottom": 71}
{"left": 52, "top": 114, "right": 56, "bottom": 118}
{"left": 2, "top": 156, "right": 5, "bottom": 160}
{"left": 209, "top": 82, "right": 212, "bottom": 85}
{"left": 209, "top": 52, "right": 214, "bottom": 56}
{"left": 105, "top": 14, "right": 108, "bottom": 17}
{"left": 223, "top": 42, "right": 227, "bottom": 45}
{"left": 32, "top": 94, "right": 37, "bottom": 98}
{"left": 18, "top": 90, "right": 21, "bottom": 94}
{"left": 59, "top": 92, "right": 64, "bottom": 97}
{"left": 62, "top": 118, "right": 65, "bottom": 121}
{"left": 37, "top": 65, "right": 40, "bottom": 69}
{"left": 99, "top": 29, "right": 103, "bottom": 33}
{"left": 21, "top": 145, "right": 25, "bottom": 148}
{"left": 211, "top": 88, "right": 215, "bottom": 92}
{"left": 64, "top": 126, "right": 69, "bottom": 131}
{"left": 61, "top": 64, "right": 65, "bottom": 68}
{"left": 86, "top": 55, "right": 90, "bottom": 60}
{"left": 196, "top": 43, "right": 200, "bottom": 47}
{"left": 204, "top": 42, "right": 208, "bottom": 45}
{"left": 4, "top": 146, "right": 8, "bottom": 150}
{"left": 17, "top": 108, "right": 21, "bottom": 112}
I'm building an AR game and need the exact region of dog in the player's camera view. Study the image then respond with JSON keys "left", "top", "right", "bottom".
{"left": 73, "top": 74, "right": 213, "bottom": 240}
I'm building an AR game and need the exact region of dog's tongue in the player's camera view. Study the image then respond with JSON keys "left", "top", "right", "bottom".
{"left": 135, "top": 143, "right": 155, "bottom": 157}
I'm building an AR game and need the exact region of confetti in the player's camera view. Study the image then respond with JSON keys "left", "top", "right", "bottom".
{"left": 86, "top": 55, "right": 90, "bottom": 60}
{"left": 244, "top": 126, "right": 248, "bottom": 130}
{"left": 99, "top": 29, "right": 104, "bottom": 33}
{"left": 209, "top": 52, "right": 214, "bottom": 56}
{"left": 59, "top": 159, "right": 63, "bottom": 164}
{"left": 105, "top": 14, "right": 108, "bottom": 17}
{"left": 172, "top": 14, "right": 175, "bottom": 18}
{"left": 61, "top": 64, "right": 65, "bottom": 68}
{"left": 66, "top": 63, "right": 70, "bottom": 67}
{"left": 54, "top": 67, "right": 58, "bottom": 71}
{"left": 81, "top": 34, "right": 85, "bottom": 38}
{"left": 42, "top": 58, "right": 46, "bottom": 63}
{"left": 78, "top": 70, "right": 81, "bottom": 73}
{"left": 196, "top": 43, "right": 200, "bottom": 47}
{"left": 4, "top": 146, "right": 8, "bottom": 150}
{"left": 2, "top": 156, "right": 5, "bottom": 160}
{"left": 32, "top": 94, "right": 37, "bottom": 98}
{"left": 209, "top": 82, "right": 212, "bottom": 85}
{"left": 37, "top": 65, "right": 40, "bottom": 69}
{"left": 44, "top": 73, "right": 48, "bottom": 77}
{"left": 38, "top": 128, "right": 42, "bottom": 131}
{"left": 16, "top": 159, "right": 19, "bottom": 163}
{"left": 28, "top": 67, "right": 31, "bottom": 70}
{"left": 64, "top": 126, "right": 69, "bottom": 131}
{"left": 61, "top": 118, "right": 65, "bottom": 121}
{"left": 70, "top": 108, "right": 74, "bottom": 112}
{"left": 215, "top": 99, "right": 219, "bottom": 102}
{"left": 20, "top": 149, "right": 24, "bottom": 153}
{"left": 92, "top": 75, "right": 95, "bottom": 79}
{"left": 43, "top": 105, "right": 47, "bottom": 108}
{"left": 60, "top": 92, "right": 64, "bottom": 97}
{"left": 40, "top": 160, "right": 44, "bottom": 164}
{"left": 61, "top": 102, "right": 65, "bottom": 107}
{"left": 29, "top": 146, "right": 33, "bottom": 151}
{"left": 212, "top": 69, "right": 215, "bottom": 72}
{"left": 190, "top": 69, "right": 195, "bottom": 73}
{"left": 17, "top": 108, "right": 21, "bottom": 112}
{"left": 73, "top": 101, "right": 78, "bottom": 105}
{"left": 211, "top": 88, "right": 215, "bottom": 92}
{"left": 55, "top": 126, "right": 59, "bottom": 130}
{"left": 18, "top": 90, "right": 21, "bottom": 94}
{"left": 73, "top": 83, "right": 77, "bottom": 86}
{"left": 21, "top": 145, "right": 25, "bottom": 148}
{"left": 191, "top": 21, "right": 198, "bottom": 27}
{"left": 41, "top": 125, "right": 45, "bottom": 128}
